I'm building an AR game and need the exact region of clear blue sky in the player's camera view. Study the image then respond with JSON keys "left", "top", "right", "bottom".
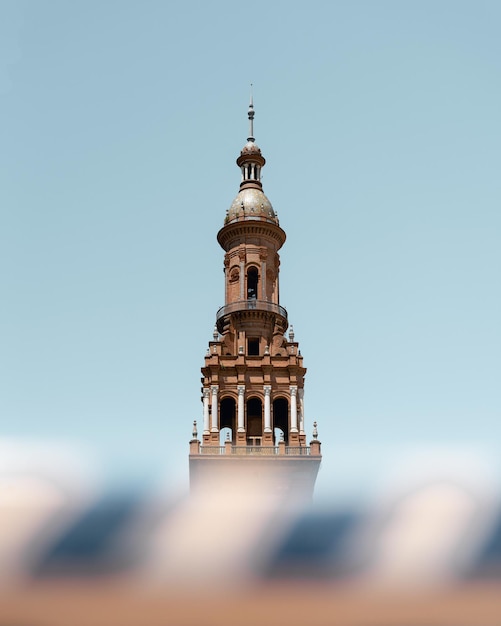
{"left": 1, "top": 1, "right": 500, "bottom": 501}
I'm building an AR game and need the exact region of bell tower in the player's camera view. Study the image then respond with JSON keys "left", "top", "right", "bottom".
{"left": 189, "top": 97, "right": 321, "bottom": 499}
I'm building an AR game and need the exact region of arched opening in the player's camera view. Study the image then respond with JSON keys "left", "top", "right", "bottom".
{"left": 246, "top": 397, "right": 262, "bottom": 445}
{"left": 247, "top": 266, "right": 258, "bottom": 300}
{"left": 219, "top": 397, "right": 236, "bottom": 444}
{"left": 274, "top": 427, "right": 283, "bottom": 446}
{"left": 273, "top": 397, "right": 289, "bottom": 445}
{"left": 219, "top": 427, "right": 232, "bottom": 445}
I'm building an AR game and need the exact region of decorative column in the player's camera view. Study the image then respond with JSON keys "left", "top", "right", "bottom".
{"left": 264, "top": 386, "right": 271, "bottom": 432}
{"left": 239, "top": 249, "right": 246, "bottom": 300}
{"left": 260, "top": 249, "right": 267, "bottom": 300}
{"left": 211, "top": 385, "right": 218, "bottom": 432}
{"left": 237, "top": 385, "right": 245, "bottom": 432}
{"left": 290, "top": 385, "right": 298, "bottom": 432}
{"left": 298, "top": 388, "right": 305, "bottom": 434}
{"left": 224, "top": 254, "right": 230, "bottom": 302}
{"left": 203, "top": 389, "right": 210, "bottom": 434}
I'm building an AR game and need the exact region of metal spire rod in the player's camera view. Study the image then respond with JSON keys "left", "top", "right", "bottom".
{"left": 247, "top": 83, "right": 255, "bottom": 141}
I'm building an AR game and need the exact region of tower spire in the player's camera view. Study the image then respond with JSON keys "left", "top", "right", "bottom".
{"left": 247, "top": 84, "right": 255, "bottom": 142}
{"left": 234, "top": 85, "right": 267, "bottom": 194}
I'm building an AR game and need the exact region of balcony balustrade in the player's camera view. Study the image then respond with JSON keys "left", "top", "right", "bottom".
{"left": 216, "top": 299, "right": 288, "bottom": 322}
{"left": 285, "top": 446, "right": 311, "bottom": 456}
{"left": 232, "top": 446, "right": 279, "bottom": 455}
{"left": 199, "top": 446, "right": 226, "bottom": 455}
{"left": 197, "top": 445, "right": 312, "bottom": 457}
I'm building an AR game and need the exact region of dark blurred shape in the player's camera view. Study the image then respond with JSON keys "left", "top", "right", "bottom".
{"left": 265, "top": 510, "right": 360, "bottom": 579}
{"left": 469, "top": 511, "right": 501, "bottom": 579}
{"left": 34, "top": 494, "right": 142, "bottom": 576}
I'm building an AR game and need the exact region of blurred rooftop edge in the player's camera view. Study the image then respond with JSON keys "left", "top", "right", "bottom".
{"left": 0, "top": 462, "right": 501, "bottom": 625}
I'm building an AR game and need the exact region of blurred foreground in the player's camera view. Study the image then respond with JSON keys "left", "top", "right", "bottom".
{"left": 1, "top": 443, "right": 500, "bottom": 625}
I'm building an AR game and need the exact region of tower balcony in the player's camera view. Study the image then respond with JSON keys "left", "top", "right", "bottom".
{"left": 197, "top": 445, "right": 315, "bottom": 456}
{"left": 189, "top": 440, "right": 322, "bottom": 498}
{"left": 216, "top": 299, "right": 288, "bottom": 333}
{"left": 190, "top": 437, "right": 321, "bottom": 458}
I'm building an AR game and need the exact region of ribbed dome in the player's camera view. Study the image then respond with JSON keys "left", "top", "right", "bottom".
{"left": 240, "top": 140, "right": 262, "bottom": 156}
{"left": 226, "top": 187, "right": 278, "bottom": 224}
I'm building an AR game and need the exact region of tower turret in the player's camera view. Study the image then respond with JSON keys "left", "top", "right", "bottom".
{"left": 189, "top": 99, "right": 321, "bottom": 500}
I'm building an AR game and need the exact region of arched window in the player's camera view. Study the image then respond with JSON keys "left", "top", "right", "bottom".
{"left": 246, "top": 397, "right": 263, "bottom": 445}
{"left": 247, "top": 266, "right": 258, "bottom": 300}
{"left": 219, "top": 397, "right": 236, "bottom": 444}
{"left": 273, "top": 397, "right": 289, "bottom": 445}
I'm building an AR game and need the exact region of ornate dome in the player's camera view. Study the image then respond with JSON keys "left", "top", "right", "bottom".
{"left": 226, "top": 187, "right": 278, "bottom": 224}
{"left": 240, "top": 140, "right": 262, "bottom": 156}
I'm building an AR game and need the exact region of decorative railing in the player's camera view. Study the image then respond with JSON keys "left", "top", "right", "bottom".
{"left": 198, "top": 446, "right": 312, "bottom": 456}
{"left": 231, "top": 446, "right": 279, "bottom": 455}
{"left": 216, "top": 300, "right": 288, "bottom": 322}
{"left": 199, "top": 446, "right": 226, "bottom": 455}
{"left": 285, "top": 446, "right": 311, "bottom": 456}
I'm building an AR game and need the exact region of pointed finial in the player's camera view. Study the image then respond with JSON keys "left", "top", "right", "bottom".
{"left": 247, "top": 84, "right": 255, "bottom": 141}
{"left": 289, "top": 325, "right": 295, "bottom": 342}
{"left": 213, "top": 325, "right": 219, "bottom": 341}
